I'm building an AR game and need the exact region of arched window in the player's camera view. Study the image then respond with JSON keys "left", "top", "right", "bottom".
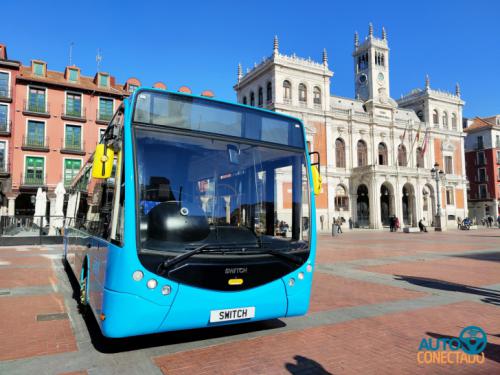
{"left": 442, "top": 112, "right": 448, "bottom": 127}
{"left": 283, "top": 80, "right": 291, "bottom": 101}
{"left": 451, "top": 113, "right": 457, "bottom": 130}
{"left": 258, "top": 87, "right": 263, "bottom": 106}
{"left": 242, "top": 96, "right": 247, "bottom": 105}
{"left": 357, "top": 140, "right": 368, "bottom": 167}
{"left": 416, "top": 147, "right": 424, "bottom": 168}
{"left": 313, "top": 87, "right": 321, "bottom": 105}
{"left": 266, "top": 82, "right": 272, "bottom": 103}
{"left": 398, "top": 145, "right": 407, "bottom": 167}
{"left": 378, "top": 142, "right": 388, "bottom": 165}
{"left": 298, "top": 83, "right": 307, "bottom": 103}
{"left": 433, "top": 110, "right": 439, "bottom": 126}
{"left": 335, "top": 185, "right": 349, "bottom": 210}
{"left": 250, "top": 91, "right": 255, "bottom": 106}
{"left": 335, "top": 138, "right": 345, "bottom": 168}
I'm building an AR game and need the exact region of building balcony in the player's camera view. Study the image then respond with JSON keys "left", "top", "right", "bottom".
{"left": 22, "top": 100, "right": 50, "bottom": 118}
{"left": 0, "top": 120, "right": 11, "bottom": 136}
{"left": 60, "top": 139, "right": 86, "bottom": 155}
{"left": 61, "top": 106, "right": 87, "bottom": 122}
{"left": 476, "top": 176, "right": 488, "bottom": 183}
{"left": 21, "top": 136, "right": 49, "bottom": 152}
{"left": 0, "top": 87, "right": 12, "bottom": 103}
{"left": 20, "top": 173, "right": 46, "bottom": 189}
{"left": 96, "top": 110, "right": 112, "bottom": 124}
{"left": 0, "top": 163, "right": 10, "bottom": 176}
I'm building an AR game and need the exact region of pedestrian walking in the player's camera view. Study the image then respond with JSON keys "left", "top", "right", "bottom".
{"left": 488, "top": 216, "right": 494, "bottom": 228}
{"left": 348, "top": 217, "right": 353, "bottom": 230}
{"left": 394, "top": 217, "right": 400, "bottom": 232}
{"left": 457, "top": 217, "right": 462, "bottom": 230}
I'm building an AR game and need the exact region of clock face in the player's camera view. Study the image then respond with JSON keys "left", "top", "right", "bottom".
{"left": 359, "top": 74, "right": 367, "bottom": 84}
{"left": 377, "top": 72, "right": 385, "bottom": 82}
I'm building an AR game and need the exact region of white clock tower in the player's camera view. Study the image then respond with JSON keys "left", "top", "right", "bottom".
{"left": 353, "top": 23, "right": 392, "bottom": 108}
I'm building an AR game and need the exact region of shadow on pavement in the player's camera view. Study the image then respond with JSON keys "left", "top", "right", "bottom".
{"left": 285, "top": 355, "right": 333, "bottom": 375}
{"left": 394, "top": 275, "right": 500, "bottom": 306}
{"left": 63, "top": 259, "right": 287, "bottom": 354}
{"left": 451, "top": 252, "right": 500, "bottom": 263}
{"left": 467, "top": 235, "right": 500, "bottom": 238}
{"left": 426, "top": 332, "right": 500, "bottom": 364}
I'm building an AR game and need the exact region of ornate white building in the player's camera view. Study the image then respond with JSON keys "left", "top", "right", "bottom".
{"left": 234, "top": 25, "right": 468, "bottom": 230}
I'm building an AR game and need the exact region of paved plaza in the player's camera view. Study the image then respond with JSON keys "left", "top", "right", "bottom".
{"left": 0, "top": 229, "right": 499, "bottom": 374}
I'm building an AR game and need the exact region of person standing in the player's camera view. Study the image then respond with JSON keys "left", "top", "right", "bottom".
{"left": 348, "top": 217, "right": 353, "bottom": 230}
{"left": 394, "top": 217, "right": 400, "bottom": 232}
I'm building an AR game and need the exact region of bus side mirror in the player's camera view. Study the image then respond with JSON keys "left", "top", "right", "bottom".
{"left": 309, "top": 151, "right": 322, "bottom": 196}
{"left": 92, "top": 144, "right": 114, "bottom": 179}
{"left": 311, "top": 165, "right": 322, "bottom": 196}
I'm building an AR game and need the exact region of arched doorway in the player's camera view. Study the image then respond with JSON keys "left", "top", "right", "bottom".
{"left": 356, "top": 184, "right": 369, "bottom": 227}
{"left": 380, "top": 183, "right": 394, "bottom": 226}
{"left": 402, "top": 183, "right": 416, "bottom": 226}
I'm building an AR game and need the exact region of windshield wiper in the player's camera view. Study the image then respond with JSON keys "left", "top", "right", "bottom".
{"left": 156, "top": 243, "right": 305, "bottom": 274}
{"left": 157, "top": 242, "right": 258, "bottom": 274}
{"left": 250, "top": 249, "right": 304, "bottom": 265}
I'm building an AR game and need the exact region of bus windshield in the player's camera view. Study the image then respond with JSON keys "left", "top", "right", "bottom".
{"left": 135, "top": 128, "right": 310, "bottom": 254}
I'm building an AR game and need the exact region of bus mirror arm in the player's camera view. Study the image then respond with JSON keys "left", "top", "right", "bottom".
{"left": 309, "top": 151, "right": 320, "bottom": 175}
{"left": 309, "top": 152, "right": 322, "bottom": 196}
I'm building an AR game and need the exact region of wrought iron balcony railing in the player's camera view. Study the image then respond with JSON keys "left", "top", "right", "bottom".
{"left": 62, "top": 105, "right": 86, "bottom": 121}
{"left": 23, "top": 100, "right": 50, "bottom": 116}
{"left": 96, "top": 109, "right": 112, "bottom": 123}
{"left": 0, "top": 87, "right": 12, "bottom": 101}
{"left": 61, "top": 138, "right": 85, "bottom": 154}
{"left": 22, "top": 136, "right": 49, "bottom": 150}
{"left": 21, "top": 173, "right": 46, "bottom": 186}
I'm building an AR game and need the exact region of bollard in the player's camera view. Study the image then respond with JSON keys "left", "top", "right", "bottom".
{"left": 332, "top": 223, "right": 336, "bottom": 237}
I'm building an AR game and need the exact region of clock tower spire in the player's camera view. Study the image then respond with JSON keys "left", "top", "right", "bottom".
{"left": 353, "top": 24, "right": 391, "bottom": 106}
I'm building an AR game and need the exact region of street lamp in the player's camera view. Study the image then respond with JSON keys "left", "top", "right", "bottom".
{"left": 430, "top": 162, "right": 445, "bottom": 231}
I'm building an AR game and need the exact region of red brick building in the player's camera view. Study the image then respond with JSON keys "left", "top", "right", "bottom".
{"left": 0, "top": 43, "right": 167, "bottom": 216}
{"left": 464, "top": 116, "right": 500, "bottom": 220}
{"left": 0, "top": 44, "right": 20, "bottom": 213}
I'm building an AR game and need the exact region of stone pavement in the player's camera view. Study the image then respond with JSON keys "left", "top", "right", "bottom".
{"left": 0, "top": 229, "right": 499, "bottom": 374}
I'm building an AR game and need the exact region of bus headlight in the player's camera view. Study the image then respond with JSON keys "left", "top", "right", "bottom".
{"left": 298, "top": 272, "right": 304, "bottom": 280}
{"left": 288, "top": 278, "right": 295, "bottom": 287}
{"left": 132, "top": 270, "right": 144, "bottom": 281}
{"left": 306, "top": 264, "right": 313, "bottom": 273}
{"left": 161, "top": 285, "right": 171, "bottom": 295}
{"left": 147, "top": 279, "right": 158, "bottom": 289}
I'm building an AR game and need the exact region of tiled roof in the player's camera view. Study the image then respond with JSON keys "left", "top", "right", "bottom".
{"left": 464, "top": 116, "right": 497, "bottom": 132}
{"left": 17, "top": 66, "right": 128, "bottom": 97}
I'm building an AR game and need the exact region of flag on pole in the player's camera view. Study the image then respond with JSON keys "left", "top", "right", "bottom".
{"left": 399, "top": 124, "right": 407, "bottom": 148}
{"left": 420, "top": 128, "right": 430, "bottom": 156}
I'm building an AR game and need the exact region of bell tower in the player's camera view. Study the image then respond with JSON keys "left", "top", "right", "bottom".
{"left": 353, "top": 24, "right": 391, "bottom": 106}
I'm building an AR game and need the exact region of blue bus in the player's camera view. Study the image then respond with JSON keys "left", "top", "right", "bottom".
{"left": 64, "top": 88, "right": 320, "bottom": 338}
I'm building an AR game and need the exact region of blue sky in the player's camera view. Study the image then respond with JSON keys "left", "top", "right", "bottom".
{"left": 1, "top": 0, "right": 497, "bottom": 117}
